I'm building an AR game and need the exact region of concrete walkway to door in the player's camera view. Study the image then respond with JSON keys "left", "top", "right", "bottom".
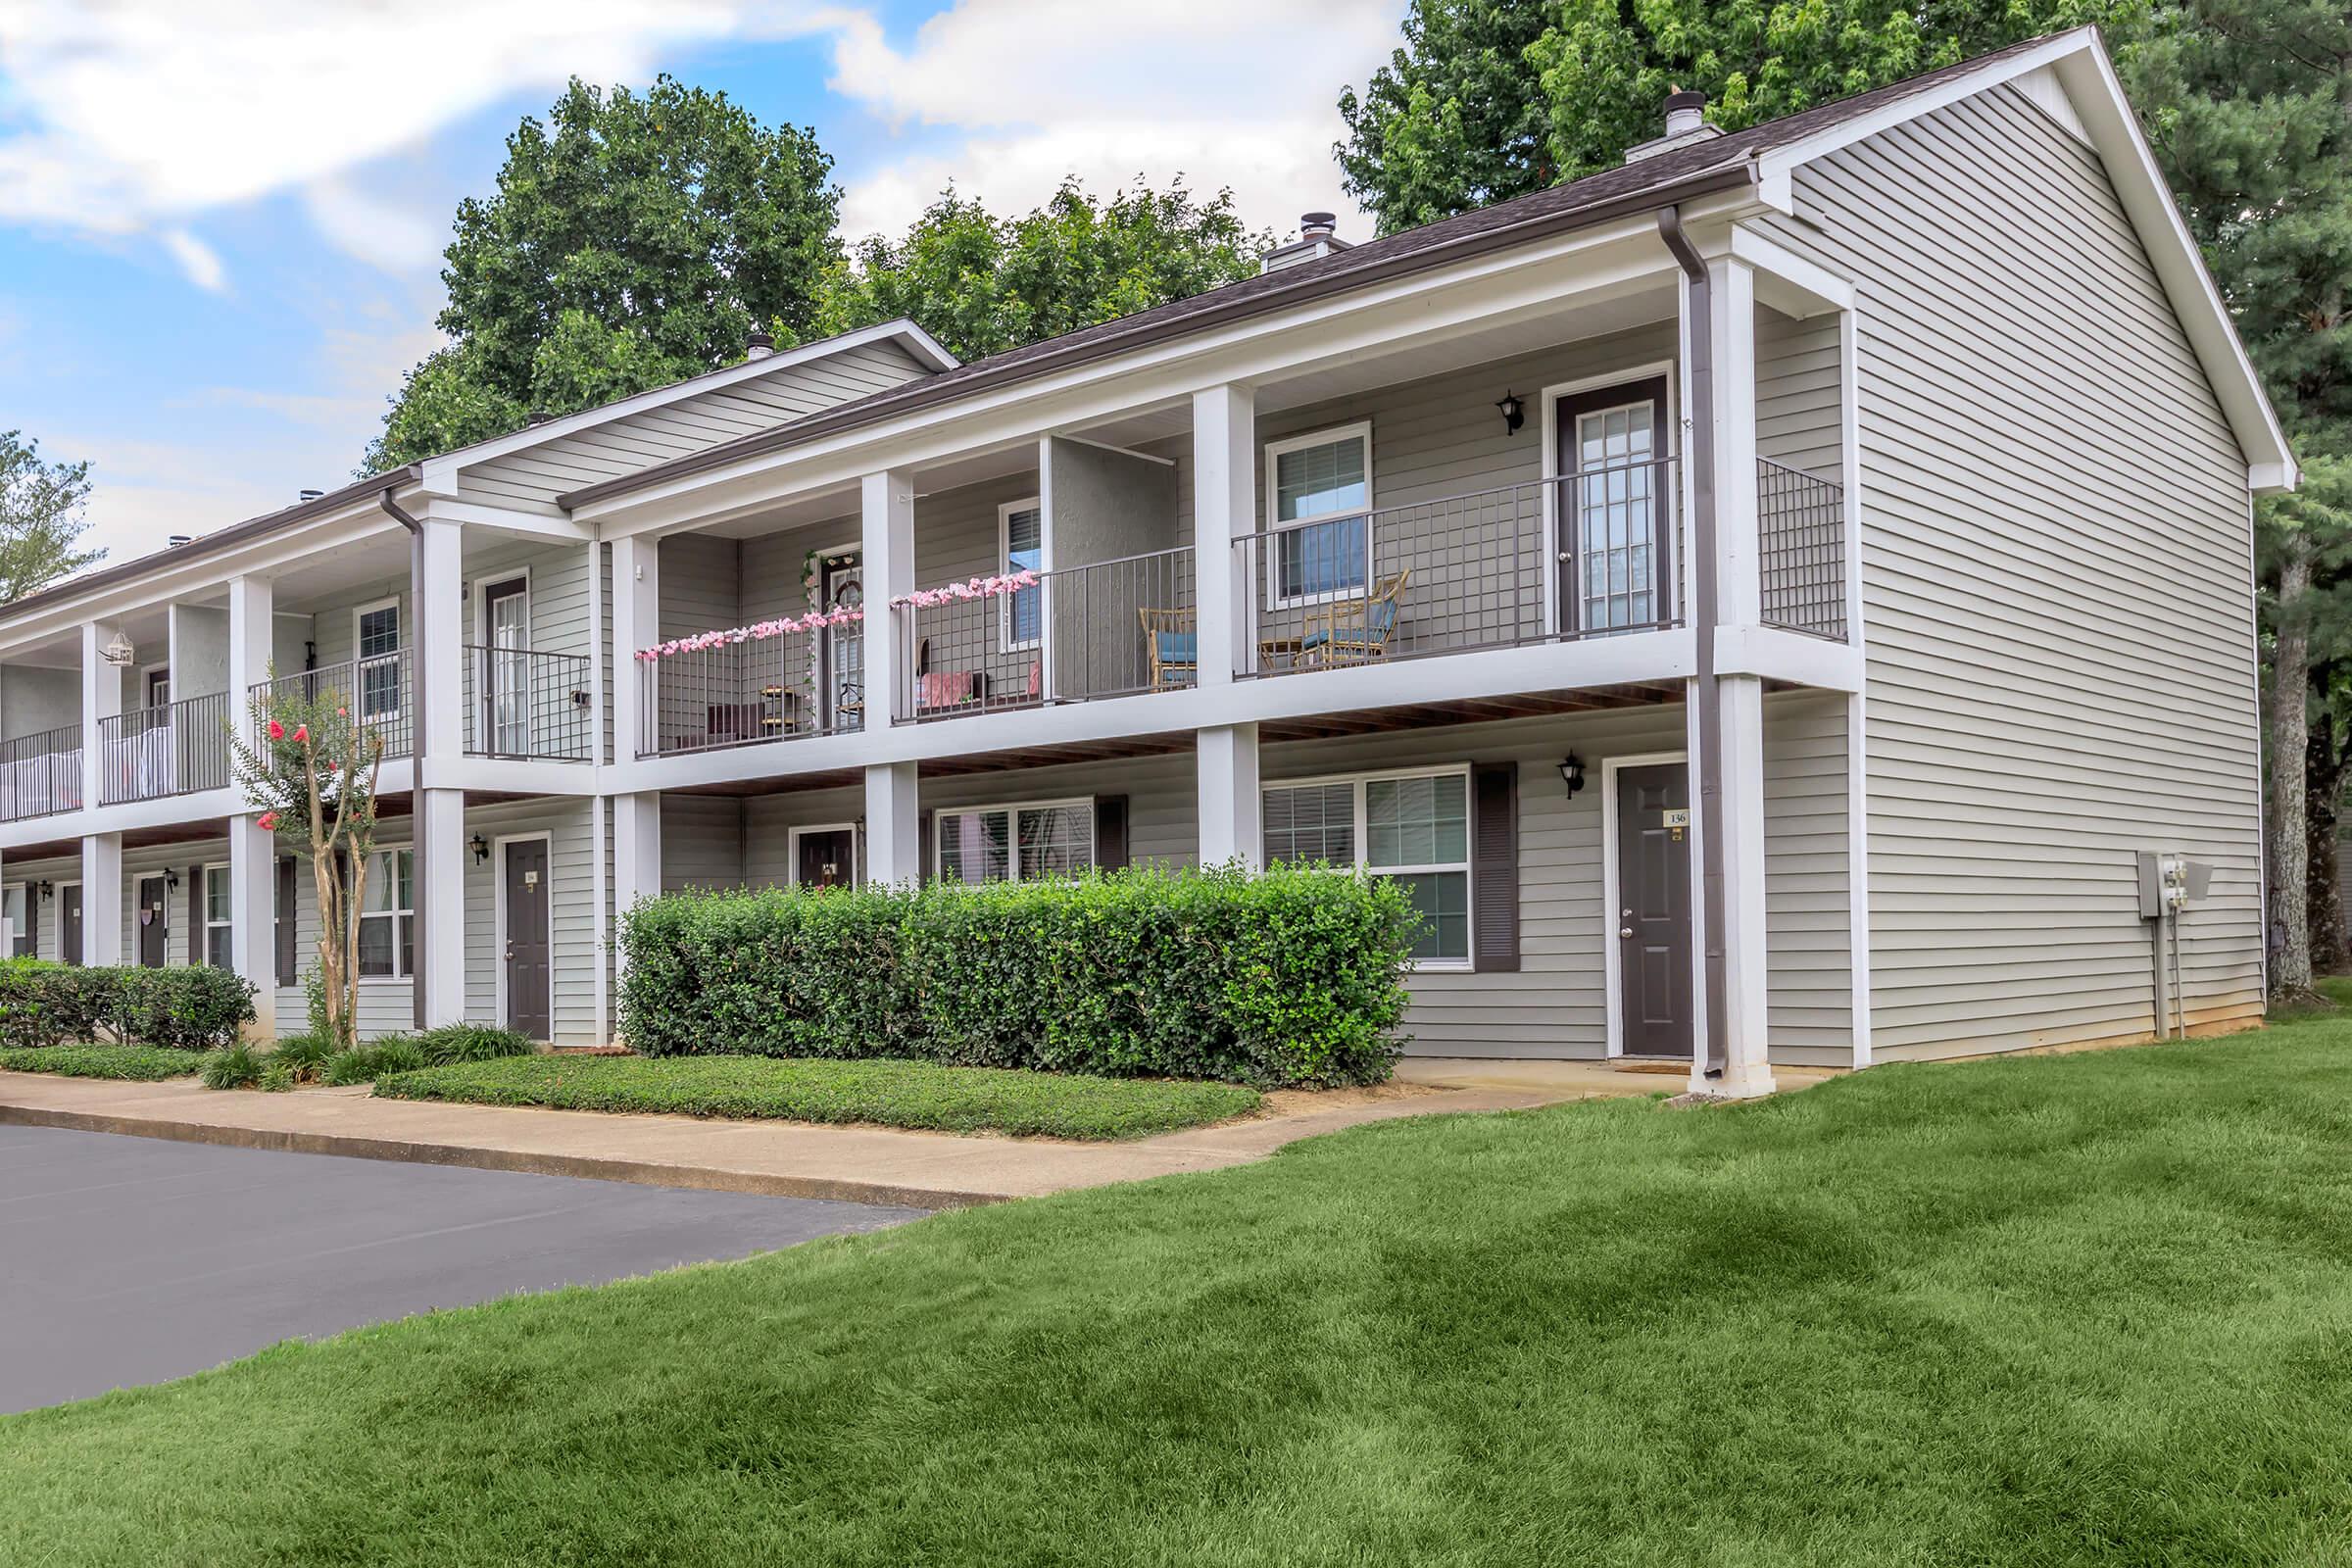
{"left": 0, "top": 1058, "right": 1835, "bottom": 1210}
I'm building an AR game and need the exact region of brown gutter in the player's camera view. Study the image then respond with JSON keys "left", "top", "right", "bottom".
{"left": 562, "top": 158, "right": 1761, "bottom": 513}
{"left": 1656, "top": 204, "right": 1728, "bottom": 1083}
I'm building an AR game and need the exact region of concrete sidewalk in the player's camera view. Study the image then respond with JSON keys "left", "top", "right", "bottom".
{"left": 0, "top": 1059, "right": 1832, "bottom": 1209}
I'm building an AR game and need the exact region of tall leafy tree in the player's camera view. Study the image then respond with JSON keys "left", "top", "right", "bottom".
{"left": 1336, "top": 0, "right": 2136, "bottom": 233}
{"left": 366, "top": 75, "right": 842, "bottom": 470}
{"left": 2128, "top": 0, "right": 2352, "bottom": 996}
{"left": 0, "top": 430, "right": 103, "bottom": 602}
{"left": 813, "top": 178, "right": 1271, "bottom": 364}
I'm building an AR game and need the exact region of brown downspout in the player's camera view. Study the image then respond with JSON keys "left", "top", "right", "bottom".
{"left": 1657, "top": 206, "right": 1727, "bottom": 1081}
{"left": 378, "top": 489, "right": 430, "bottom": 1031}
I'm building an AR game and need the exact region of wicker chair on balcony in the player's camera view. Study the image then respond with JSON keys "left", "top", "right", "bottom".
{"left": 1140, "top": 606, "right": 1198, "bottom": 690}
{"left": 1299, "top": 568, "right": 1410, "bottom": 667}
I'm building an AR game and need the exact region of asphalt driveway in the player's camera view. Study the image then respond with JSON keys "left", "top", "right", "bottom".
{"left": 0, "top": 1125, "right": 928, "bottom": 1413}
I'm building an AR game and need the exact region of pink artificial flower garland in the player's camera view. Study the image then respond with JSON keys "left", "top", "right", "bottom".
{"left": 631, "top": 569, "right": 1040, "bottom": 662}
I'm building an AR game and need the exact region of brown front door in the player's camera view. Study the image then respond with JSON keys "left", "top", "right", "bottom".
{"left": 1615, "top": 761, "right": 1693, "bottom": 1057}
{"left": 503, "top": 840, "right": 551, "bottom": 1039}
{"left": 61, "top": 884, "right": 81, "bottom": 966}
{"left": 797, "top": 829, "right": 857, "bottom": 890}
{"left": 136, "top": 875, "right": 168, "bottom": 968}
{"left": 1556, "top": 376, "right": 1673, "bottom": 636}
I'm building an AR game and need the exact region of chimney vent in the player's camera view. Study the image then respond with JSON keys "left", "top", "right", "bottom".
{"left": 527, "top": 410, "right": 552, "bottom": 426}
{"left": 167, "top": 534, "right": 193, "bottom": 548}
{"left": 1625, "top": 86, "right": 1722, "bottom": 164}
{"left": 1261, "top": 212, "right": 1353, "bottom": 274}
{"left": 1300, "top": 212, "right": 1337, "bottom": 240}
{"left": 747, "top": 326, "right": 775, "bottom": 361}
{"left": 297, "top": 489, "right": 323, "bottom": 503}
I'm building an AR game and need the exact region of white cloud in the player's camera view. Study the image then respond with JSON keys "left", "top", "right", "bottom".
{"left": 817, "top": 0, "right": 1396, "bottom": 242}
{"left": 160, "top": 228, "right": 225, "bottom": 292}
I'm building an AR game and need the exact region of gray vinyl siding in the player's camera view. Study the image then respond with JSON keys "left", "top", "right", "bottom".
{"left": 662, "top": 795, "right": 749, "bottom": 891}
{"left": 1754, "top": 304, "right": 1844, "bottom": 478}
{"left": 658, "top": 535, "right": 740, "bottom": 642}
{"left": 0, "top": 665, "right": 78, "bottom": 741}
{"left": 3, "top": 854, "right": 79, "bottom": 962}
{"left": 1762, "top": 691, "right": 1852, "bottom": 1062}
{"left": 456, "top": 340, "right": 933, "bottom": 516}
{"left": 1756, "top": 83, "right": 2263, "bottom": 1057}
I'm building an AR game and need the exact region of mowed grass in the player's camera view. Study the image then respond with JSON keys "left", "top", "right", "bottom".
{"left": 0, "top": 1043, "right": 201, "bottom": 1080}
{"left": 370, "top": 1054, "right": 1263, "bottom": 1140}
{"left": 12, "top": 1015, "right": 2352, "bottom": 1565}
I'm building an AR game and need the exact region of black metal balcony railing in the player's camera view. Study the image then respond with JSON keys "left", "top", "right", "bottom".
{"left": 896, "top": 547, "right": 1196, "bottom": 723}
{"left": 97, "top": 691, "right": 231, "bottom": 805}
{"left": 249, "top": 651, "right": 414, "bottom": 762}
{"left": 1235, "top": 462, "right": 1682, "bottom": 676}
{"left": 0, "top": 725, "right": 81, "bottom": 820}
{"left": 463, "top": 646, "right": 593, "bottom": 761}
{"left": 1758, "top": 458, "right": 1846, "bottom": 639}
{"left": 640, "top": 625, "right": 864, "bottom": 759}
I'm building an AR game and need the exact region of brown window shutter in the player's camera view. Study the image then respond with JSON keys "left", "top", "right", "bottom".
{"left": 1471, "top": 763, "right": 1519, "bottom": 973}
{"left": 275, "top": 857, "right": 298, "bottom": 987}
{"left": 24, "top": 884, "right": 36, "bottom": 956}
{"left": 187, "top": 867, "right": 204, "bottom": 965}
{"left": 1094, "top": 796, "right": 1129, "bottom": 871}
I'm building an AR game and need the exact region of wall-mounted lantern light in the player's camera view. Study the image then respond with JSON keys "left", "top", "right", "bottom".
{"left": 34, "top": 881, "right": 52, "bottom": 902}
{"left": 469, "top": 834, "right": 490, "bottom": 865}
{"left": 1496, "top": 391, "right": 1526, "bottom": 435}
{"left": 1558, "top": 754, "right": 1586, "bottom": 798}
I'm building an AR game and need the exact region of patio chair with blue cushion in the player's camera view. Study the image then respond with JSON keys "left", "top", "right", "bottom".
{"left": 1300, "top": 569, "right": 1410, "bottom": 667}
{"left": 1140, "top": 607, "right": 1198, "bottom": 690}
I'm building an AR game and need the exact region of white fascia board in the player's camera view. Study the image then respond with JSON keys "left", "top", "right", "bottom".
{"left": 576, "top": 215, "right": 1706, "bottom": 536}
{"left": 0, "top": 491, "right": 416, "bottom": 659}
{"left": 414, "top": 497, "right": 594, "bottom": 542}
{"left": 1729, "top": 227, "right": 1855, "bottom": 317}
{"left": 415, "top": 319, "right": 961, "bottom": 496}
{"left": 1756, "top": 26, "right": 2297, "bottom": 492}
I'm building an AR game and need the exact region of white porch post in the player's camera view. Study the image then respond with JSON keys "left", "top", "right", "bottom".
{"left": 225, "top": 575, "right": 277, "bottom": 1030}
{"left": 1191, "top": 383, "right": 1255, "bottom": 689}
{"left": 612, "top": 789, "right": 662, "bottom": 936}
{"left": 861, "top": 469, "right": 914, "bottom": 731}
{"left": 411, "top": 518, "right": 466, "bottom": 1028}
{"left": 1699, "top": 253, "right": 1774, "bottom": 1097}
{"left": 612, "top": 534, "right": 658, "bottom": 763}
{"left": 864, "top": 761, "right": 920, "bottom": 886}
{"left": 81, "top": 832, "right": 122, "bottom": 967}
{"left": 416, "top": 791, "right": 466, "bottom": 1026}
{"left": 415, "top": 519, "right": 465, "bottom": 763}
{"left": 80, "top": 618, "right": 121, "bottom": 815}
{"left": 1197, "top": 722, "right": 1262, "bottom": 869}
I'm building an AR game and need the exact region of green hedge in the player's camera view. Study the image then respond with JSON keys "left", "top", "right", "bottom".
{"left": 619, "top": 864, "right": 1414, "bottom": 1087}
{"left": 0, "top": 960, "right": 257, "bottom": 1051}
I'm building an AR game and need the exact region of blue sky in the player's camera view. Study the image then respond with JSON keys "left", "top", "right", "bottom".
{"left": 0, "top": 1, "right": 1399, "bottom": 564}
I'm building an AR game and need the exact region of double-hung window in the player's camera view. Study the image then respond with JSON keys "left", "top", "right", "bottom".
{"left": 1265, "top": 423, "right": 1370, "bottom": 605}
{"left": 356, "top": 849, "right": 415, "bottom": 979}
{"left": 935, "top": 799, "right": 1095, "bottom": 885}
{"left": 1262, "top": 767, "right": 1471, "bottom": 965}
{"left": 1001, "top": 499, "right": 1043, "bottom": 651}
{"left": 355, "top": 600, "right": 402, "bottom": 721}
{"left": 203, "top": 864, "right": 231, "bottom": 968}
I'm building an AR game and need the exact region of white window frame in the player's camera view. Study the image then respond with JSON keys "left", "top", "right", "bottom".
{"left": 356, "top": 845, "right": 415, "bottom": 983}
{"left": 138, "top": 662, "right": 172, "bottom": 710}
{"left": 1262, "top": 420, "right": 1373, "bottom": 611}
{"left": 931, "top": 797, "right": 1097, "bottom": 885}
{"left": 786, "top": 822, "right": 861, "bottom": 888}
{"left": 998, "top": 496, "right": 1045, "bottom": 653}
{"left": 1261, "top": 762, "right": 1473, "bottom": 971}
{"left": 352, "top": 596, "right": 404, "bottom": 721}
{"left": 1, "top": 881, "right": 27, "bottom": 959}
{"left": 201, "top": 861, "right": 232, "bottom": 969}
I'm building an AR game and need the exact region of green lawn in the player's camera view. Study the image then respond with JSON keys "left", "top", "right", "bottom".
{"left": 10, "top": 1014, "right": 2352, "bottom": 1564}
{"left": 0, "top": 1043, "right": 201, "bottom": 1080}
{"left": 370, "top": 1054, "right": 1264, "bottom": 1140}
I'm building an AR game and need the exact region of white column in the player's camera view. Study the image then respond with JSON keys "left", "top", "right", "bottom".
{"left": 586, "top": 538, "right": 608, "bottom": 766}
{"left": 415, "top": 517, "right": 465, "bottom": 764}
{"left": 612, "top": 790, "right": 662, "bottom": 926}
{"left": 1709, "top": 255, "right": 1762, "bottom": 629}
{"left": 1191, "top": 384, "right": 1255, "bottom": 686}
{"left": 860, "top": 470, "right": 914, "bottom": 730}
{"left": 590, "top": 790, "right": 611, "bottom": 1044}
{"left": 80, "top": 619, "right": 122, "bottom": 812}
{"left": 611, "top": 534, "right": 659, "bottom": 762}
{"left": 1197, "top": 722, "right": 1262, "bottom": 870}
{"left": 81, "top": 832, "right": 122, "bottom": 966}
{"left": 864, "top": 760, "right": 920, "bottom": 886}
{"left": 1712, "top": 675, "right": 1774, "bottom": 1098}
{"left": 225, "top": 576, "right": 277, "bottom": 1019}
{"left": 416, "top": 788, "right": 467, "bottom": 1027}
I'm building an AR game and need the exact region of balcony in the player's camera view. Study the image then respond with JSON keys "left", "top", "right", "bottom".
{"left": 463, "top": 646, "right": 593, "bottom": 761}
{"left": 0, "top": 726, "right": 81, "bottom": 820}
{"left": 1757, "top": 458, "right": 1846, "bottom": 639}
{"left": 250, "top": 651, "right": 414, "bottom": 762}
{"left": 97, "top": 692, "right": 231, "bottom": 805}
{"left": 639, "top": 623, "right": 861, "bottom": 759}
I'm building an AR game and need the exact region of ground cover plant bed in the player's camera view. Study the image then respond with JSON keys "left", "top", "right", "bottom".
{"left": 10, "top": 1011, "right": 2352, "bottom": 1563}
{"left": 369, "top": 1054, "right": 1263, "bottom": 1140}
{"left": 0, "top": 1044, "right": 204, "bottom": 1080}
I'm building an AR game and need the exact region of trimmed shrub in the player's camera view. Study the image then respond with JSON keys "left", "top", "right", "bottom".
{"left": 619, "top": 864, "right": 1414, "bottom": 1087}
{"left": 0, "top": 961, "right": 254, "bottom": 1051}
{"left": 0, "top": 1044, "right": 205, "bottom": 1081}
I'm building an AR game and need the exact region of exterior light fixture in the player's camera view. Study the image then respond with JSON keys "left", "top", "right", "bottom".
{"left": 35, "top": 881, "right": 52, "bottom": 902}
{"left": 1496, "top": 391, "right": 1526, "bottom": 435}
{"left": 100, "top": 630, "right": 135, "bottom": 666}
{"left": 1558, "top": 754, "right": 1586, "bottom": 798}
{"left": 469, "top": 834, "right": 489, "bottom": 864}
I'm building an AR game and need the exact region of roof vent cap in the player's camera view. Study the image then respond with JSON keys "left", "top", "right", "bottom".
{"left": 167, "top": 534, "right": 193, "bottom": 548}
{"left": 746, "top": 326, "right": 775, "bottom": 361}
{"left": 1664, "top": 88, "right": 1707, "bottom": 138}
{"left": 297, "top": 489, "right": 323, "bottom": 503}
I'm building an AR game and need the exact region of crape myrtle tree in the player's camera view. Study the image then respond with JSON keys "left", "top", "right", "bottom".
{"left": 226, "top": 675, "right": 388, "bottom": 1049}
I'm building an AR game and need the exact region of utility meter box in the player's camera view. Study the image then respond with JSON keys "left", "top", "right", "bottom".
{"left": 2135, "top": 850, "right": 2167, "bottom": 919}
{"left": 2136, "top": 850, "right": 2202, "bottom": 917}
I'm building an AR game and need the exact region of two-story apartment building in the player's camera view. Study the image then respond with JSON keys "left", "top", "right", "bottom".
{"left": 0, "top": 28, "right": 2292, "bottom": 1095}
